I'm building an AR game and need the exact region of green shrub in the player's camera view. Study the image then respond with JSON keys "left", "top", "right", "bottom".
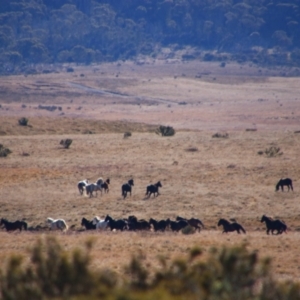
{"left": 156, "top": 125, "right": 175, "bottom": 136}
{"left": 0, "top": 144, "right": 12, "bottom": 157}
{"left": 1, "top": 238, "right": 300, "bottom": 300}
{"left": 18, "top": 117, "right": 28, "bottom": 126}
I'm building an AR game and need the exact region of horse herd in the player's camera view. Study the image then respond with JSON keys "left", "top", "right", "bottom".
{"left": 0, "top": 214, "right": 287, "bottom": 236}
{"left": 0, "top": 178, "right": 293, "bottom": 235}
{"left": 77, "top": 178, "right": 163, "bottom": 199}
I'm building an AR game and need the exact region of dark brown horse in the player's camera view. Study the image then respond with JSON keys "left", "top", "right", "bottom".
{"left": 145, "top": 181, "right": 162, "bottom": 198}
{"left": 122, "top": 179, "right": 134, "bottom": 199}
{"left": 217, "top": 219, "right": 246, "bottom": 234}
{"left": 176, "top": 216, "right": 204, "bottom": 232}
{"left": 81, "top": 217, "right": 96, "bottom": 230}
{"left": 101, "top": 178, "right": 110, "bottom": 193}
{"left": 276, "top": 178, "right": 293, "bottom": 192}
{"left": 0, "top": 218, "right": 27, "bottom": 231}
{"left": 261, "top": 215, "right": 287, "bottom": 235}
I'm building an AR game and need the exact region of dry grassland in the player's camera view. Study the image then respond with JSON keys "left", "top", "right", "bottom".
{"left": 0, "top": 60, "right": 300, "bottom": 281}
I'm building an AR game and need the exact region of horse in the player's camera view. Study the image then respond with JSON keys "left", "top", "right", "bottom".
{"left": 261, "top": 215, "right": 287, "bottom": 235}
{"left": 84, "top": 182, "right": 102, "bottom": 197}
{"left": 105, "top": 215, "right": 127, "bottom": 231}
{"left": 149, "top": 218, "right": 169, "bottom": 232}
{"left": 0, "top": 218, "right": 27, "bottom": 231}
{"left": 275, "top": 178, "right": 293, "bottom": 192}
{"left": 176, "top": 216, "right": 204, "bottom": 232}
{"left": 92, "top": 216, "right": 109, "bottom": 230}
{"left": 167, "top": 219, "right": 188, "bottom": 232}
{"left": 217, "top": 219, "right": 246, "bottom": 234}
{"left": 78, "top": 179, "right": 89, "bottom": 195}
{"left": 81, "top": 217, "right": 96, "bottom": 230}
{"left": 145, "top": 181, "right": 162, "bottom": 198}
{"left": 97, "top": 178, "right": 110, "bottom": 193}
{"left": 122, "top": 179, "right": 134, "bottom": 199}
{"left": 127, "top": 216, "right": 150, "bottom": 231}
{"left": 47, "top": 218, "right": 68, "bottom": 231}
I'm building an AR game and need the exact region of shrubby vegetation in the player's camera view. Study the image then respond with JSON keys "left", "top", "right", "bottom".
{"left": 0, "top": 144, "right": 12, "bottom": 157}
{"left": 0, "top": 0, "right": 300, "bottom": 74}
{"left": 1, "top": 237, "right": 300, "bottom": 299}
{"left": 156, "top": 125, "right": 176, "bottom": 136}
{"left": 18, "top": 117, "right": 29, "bottom": 126}
{"left": 258, "top": 146, "right": 283, "bottom": 157}
{"left": 60, "top": 139, "right": 73, "bottom": 149}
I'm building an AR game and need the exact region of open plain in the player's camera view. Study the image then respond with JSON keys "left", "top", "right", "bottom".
{"left": 0, "top": 60, "right": 300, "bottom": 281}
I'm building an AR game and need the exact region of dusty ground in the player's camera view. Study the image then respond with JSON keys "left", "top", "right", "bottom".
{"left": 0, "top": 59, "right": 300, "bottom": 281}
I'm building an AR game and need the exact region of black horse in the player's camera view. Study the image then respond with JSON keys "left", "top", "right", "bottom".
{"left": 276, "top": 178, "right": 293, "bottom": 192}
{"left": 105, "top": 215, "right": 127, "bottom": 231}
{"left": 149, "top": 218, "right": 169, "bottom": 232}
{"left": 145, "top": 181, "right": 162, "bottom": 198}
{"left": 101, "top": 178, "right": 110, "bottom": 193}
{"left": 217, "top": 218, "right": 246, "bottom": 234}
{"left": 167, "top": 219, "right": 189, "bottom": 232}
{"left": 81, "top": 217, "right": 96, "bottom": 230}
{"left": 0, "top": 218, "right": 27, "bottom": 231}
{"left": 122, "top": 179, "right": 134, "bottom": 199}
{"left": 261, "top": 215, "right": 287, "bottom": 235}
{"left": 176, "top": 216, "right": 204, "bottom": 232}
{"left": 127, "top": 216, "right": 150, "bottom": 231}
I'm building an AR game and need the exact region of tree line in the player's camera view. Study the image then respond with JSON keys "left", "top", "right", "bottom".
{"left": 0, "top": 0, "right": 300, "bottom": 73}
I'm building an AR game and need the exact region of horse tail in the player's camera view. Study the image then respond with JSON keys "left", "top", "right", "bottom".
{"left": 239, "top": 225, "right": 246, "bottom": 234}
{"left": 63, "top": 221, "right": 68, "bottom": 232}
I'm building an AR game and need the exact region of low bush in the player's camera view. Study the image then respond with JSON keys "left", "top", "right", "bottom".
{"left": 18, "top": 117, "right": 28, "bottom": 126}
{"left": 60, "top": 139, "right": 73, "bottom": 149}
{"left": 181, "top": 225, "right": 196, "bottom": 234}
{"left": 261, "top": 146, "right": 283, "bottom": 157}
{"left": 124, "top": 132, "right": 132, "bottom": 138}
{"left": 156, "top": 125, "right": 175, "bottom": 136}
{"left": 0, "top": 144, "right": 12, "bottom": 157}
{"left": 212, "top": 132, "right": 229, "bottom": 138}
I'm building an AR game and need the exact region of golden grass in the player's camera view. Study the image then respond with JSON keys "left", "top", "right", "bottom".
{"left": 0, "top": 130, "right": 300, "bottom": 280}
{"left": 1, "top": 60, "right": 300, "bottom": 281}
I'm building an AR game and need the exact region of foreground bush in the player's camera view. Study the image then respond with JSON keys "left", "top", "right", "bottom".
{"left": 0, "top": 237, "right": 300, "bottom": 300}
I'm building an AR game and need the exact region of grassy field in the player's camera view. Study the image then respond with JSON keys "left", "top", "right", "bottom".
{"left": 0, "top": 60, "right": 300, "bottom": 281}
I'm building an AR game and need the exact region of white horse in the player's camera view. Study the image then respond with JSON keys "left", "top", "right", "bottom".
{"left": 78, "top": 179, "right": 89, "bottom": 195}
{"left": 47, "top": 218, "right": 68, "bottom": 232}
{"left": 84, "top": 183, "right": 102, "bottom": 197}
{"left": 92, "top": 216, "right": 109, "bottom": 230}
